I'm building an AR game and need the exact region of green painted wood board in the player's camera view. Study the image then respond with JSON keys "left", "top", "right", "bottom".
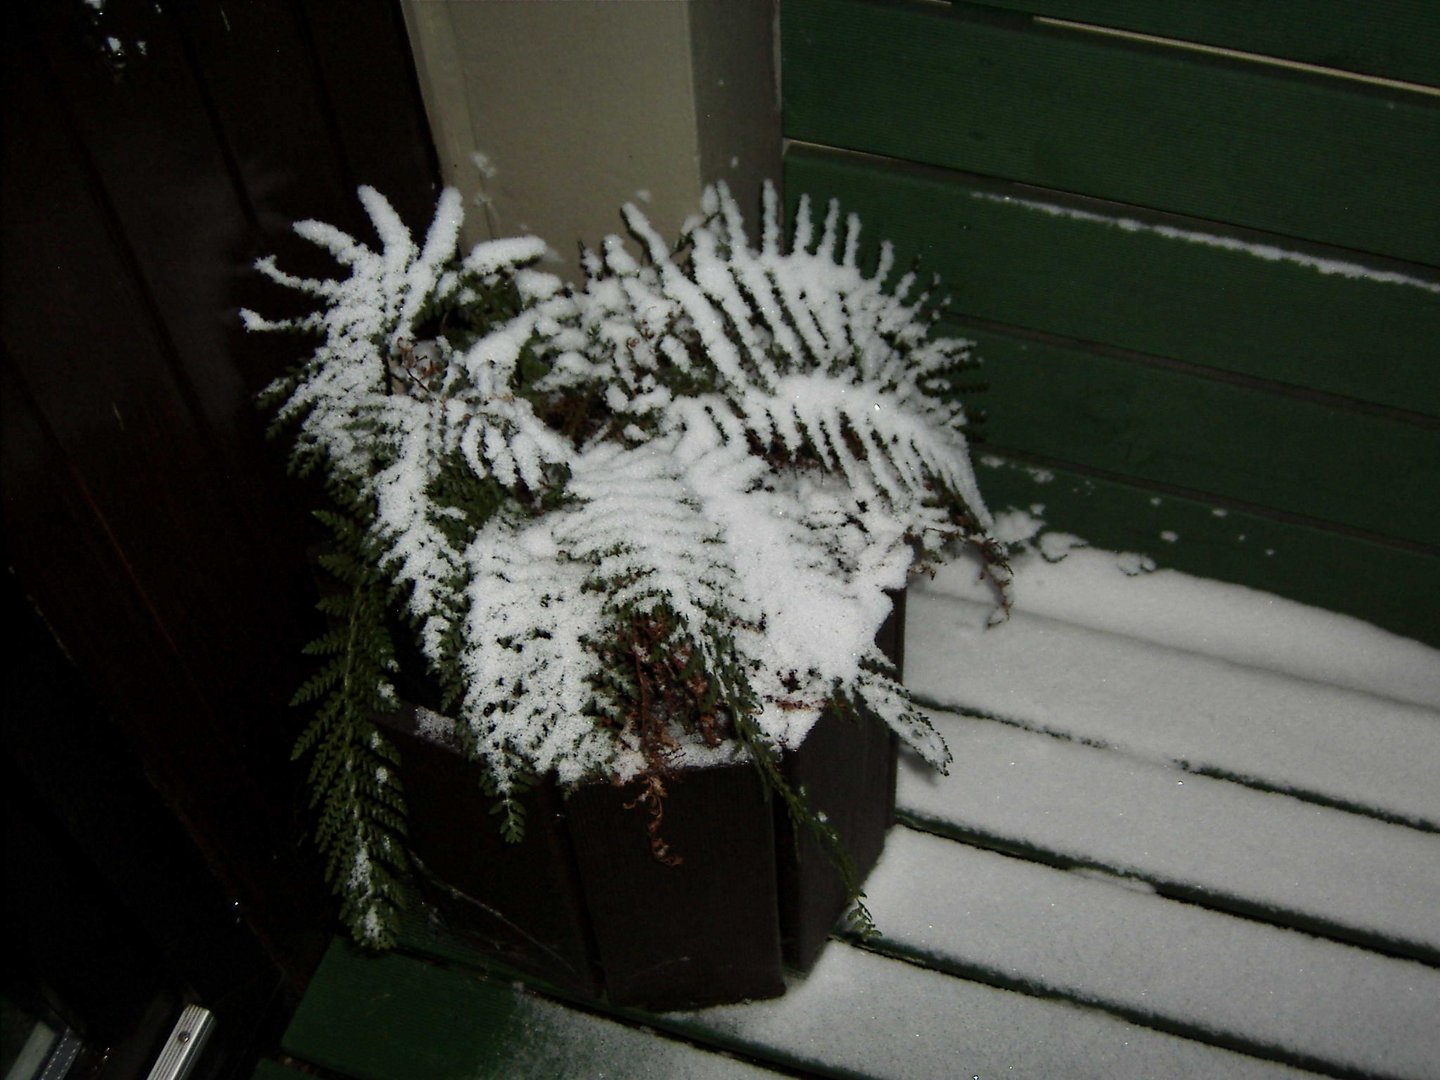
{"left": 281, "top": 940, "right": 520, "bottom": 1080}
{"left": 784, "top": 144, "right": 1440, "bottom": 415}
{"left": 970, "top": 455, "right": 1440, "bottom": 646}
{"left": 975, "top": 0, "right": 1440, "bottom": 87}
{"left": 280, "top": 939, "right": 791, "bottom": 1079}
{"left": 960, "top": 324, "right": 1440, "bottom": 548}
{"left": 250, "top": 1062, "right": 312, "bottom": 1080}
{"left": 783, "top": 0, "right": 1440, "bottom": 265}
{"left": 394, "top": 900, "right": 855, "bottom": 1078}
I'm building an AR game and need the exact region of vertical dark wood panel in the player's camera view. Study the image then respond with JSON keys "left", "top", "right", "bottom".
{"left": 22, "top": 0, "right": 283, "bottom": 520}
{"left": 297, "top": 0, "right": 441, "bottom": 234}
{"left": 0, "top": 347, "right": 320, "bottom": 989}
{"left": 1, "top": 0, "right": 441, "bottom": 998}
{"left": 3, "top": 568, "right": 286, "bottom": 1076}
{"left": 377, "top": 708, "right": 605, "bottom": 1001}
{"left": 171, "top": 0, "right": 360, "bottom": 250}
{"left": 2, "top": 16, "right": 299, "bottom": 792}
{"left": 15, "top": 0, "right": 317, "bottom": 722}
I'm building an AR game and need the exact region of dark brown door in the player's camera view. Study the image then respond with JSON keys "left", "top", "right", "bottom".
{"left": 2, "top": 0, "right": 439, "bottom": 1068}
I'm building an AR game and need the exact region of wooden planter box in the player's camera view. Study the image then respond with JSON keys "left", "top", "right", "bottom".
{"left": 378, "top": 592, "right": 905, "bottom": 1011}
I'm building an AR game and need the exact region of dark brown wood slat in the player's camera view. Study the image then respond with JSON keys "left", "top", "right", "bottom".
{"left": 168, "top": 0, "right": 359, "bottom": 271}
{"left": 376, "top": 708, "right": 605, "bottom": 1001}
{"left": 22, "top": 0, "right": 280, "bottom": 459}
{"left": 281, "top": 942, "right": 523, "bottom": 1080}
{"left": 4, "top": 0, "right": 444, "bottom": 1019}
{"left": 2, "top": 568, "right": 289, "bottom": 1070}
{"left": 11, "top": 0, "right": 316, "bottom": 791}
{"left": 4, "top": 28, "right": 268, "bottom": 764}
{"left": 968, "top": 454, "right": 1440, "bottom": 647}
{"left": 16, "top": 0, "right": 319, "bottom": 659}
{"left": 380, "top": 699, "right": 898, "bottom": 1011}
{"left": 1, "top": 12, "right": 326, "bottom": 989}
{"left": 0, "top": 352, "right": 323, "bottom": 989}
{"left": 775, "top": 595, "right": 904, "bottom": 969}
{"left": 975, "top": 0, "right": 1440, "bottom": 87}
{"left": 296, "top": 0, "right": 440, "bottom": 235}
{"left": 252, "top": 1061, "right": 314, "bottom": 1080}
{"left": 961, "top": 325, "right": 1440, "bottom": 549}
{"left": 565, "top": 765, "right": 787, "bottom": 1010}
{"left": 783, "top": 144, "right": 1440, "bottom": 416}
{"left": 783, "top": 0, "right": 1440, "bottom": 265}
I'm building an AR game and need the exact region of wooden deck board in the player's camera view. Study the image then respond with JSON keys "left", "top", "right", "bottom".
{"left": 862, "top": 829, "right": 1440, "bottom": 1078}
{"left": 250, "top": 1062, "right": 312, "bottom": 1080}
{"left": 260, "top": 580, "right": 1438, "bottom": 1080}
{"left": 274, "top": 934, "right": 1321, "bottom": 1080}
{"left": 899, "top": 711, "right": 1440, "bottom": 961}
{"left": 275, "top": 941, "right": 789, "bottom": 1079}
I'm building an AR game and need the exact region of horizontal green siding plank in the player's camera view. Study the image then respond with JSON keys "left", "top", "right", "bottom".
{"left": 975, "top": 0, "right": 1440, "bottom": 87}
{"left": 784, "top": 145, "right": 1440, "bottom": 415}
{"left": 971, "top": 455, "right": 1440, "bottom": 646}
{"left": 961, "top": 325, "right": 1440, "bottom": 547}
{"left": 782, "top": 0, "right": 1440, "bottom": 265}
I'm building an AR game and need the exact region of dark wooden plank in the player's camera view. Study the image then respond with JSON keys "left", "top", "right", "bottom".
{"left": 282, "top": 940, "right": 791, "bottom": 1079}
{"left": 2, "top": 569, "right": 285, "bottom": 1037}
{"left": 168, "top": 0, "right": 359, "bottom": 269}
{"left": 777, "top": 710, "right": 896, "bottom": 968}
{"left": 20, "top": 0, "right": 291, "bottom": 503}
{"left": 297, "top": 0, "right": 439, "bottom": 235}
{"left": 784, "top": 144, "right": 1440, "bottom": 415}
{"left": 969, "top": 454, "right": 1440, "bottom": 647}
{"left": 2, "top": 0, "right": 442, "bottom": 1012}
{"left": 376, "top": 708, "right": 604, "bottom": 1000}
{"left": 974, "top": 0, "right": 1440, "bottom": 87}
{"left": 783, "top": 0, "right": 1440, "bottom": 265}
{"left": 775, "top": 596, "right": 902, "bottom": 969}
{"left": 1, "top": 6, "right": 327, "bottom": 990}
{"left": 960, "top": 325, "right": 1440, "bottom": 548}
{"left": 251, "top": 1062, "right": 314, "bottom": 1080}
{"left": 282, "top": 941, "right": 522, "bottom": 1080}
{"left": 14, "top": 0, "right": 319, "bottom": 704}
{"left": 567, "top": 766, "right": 786, "bottom": 1010}
{"left": 0, "top": 353, "right": 324, "bottom": 990}
{"left": 381, "top": 704, "right": 788, "bottom": 1010}
{"left": 4, "top": 8, "right": 308, "bottom": 790}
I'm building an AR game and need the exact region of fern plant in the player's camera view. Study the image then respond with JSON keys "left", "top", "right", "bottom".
{"left": 249, "top": 180, "right": 1008, "bottom": 948}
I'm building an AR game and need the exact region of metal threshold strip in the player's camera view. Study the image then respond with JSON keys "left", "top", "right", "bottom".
{"left": 143, "top": 1005, "right": 215, "bottom": 1080}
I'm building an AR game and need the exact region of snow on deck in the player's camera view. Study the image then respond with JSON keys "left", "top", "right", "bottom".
{"left": 674, "top": 940, "right": 1317, "bottom": 1079}
{"left": 675, "top": 542, "right": 1440, "bottom": 1078}
{"left": 276, "top": 540, "right": 1440, "bottom": 1079}
{"left": 864, "top": 830, "right": 1440, "bottom": 1079}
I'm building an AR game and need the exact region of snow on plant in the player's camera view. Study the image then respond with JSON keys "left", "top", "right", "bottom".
{"left": 249, "top": 180, "right": 1008, "bottom": 948}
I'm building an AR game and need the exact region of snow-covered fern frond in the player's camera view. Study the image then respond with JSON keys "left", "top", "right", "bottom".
{"left": 849, "top": 649, "right": 950, "bottom": 771}
{"left": 562, "top": 440, "right": 743, "bottom": 641}
{"left": 252, "top": 180, "right": 1009, "bottom": 950}
{"left": 558, "top": 439, "right": 761, "bottom": 766}
{"left": 250, "top": 187, "right": 554, "bottom": 487}
{"left": 456, "top": 516, "right": 614, "bottom": 790}
{"left": 535, "top": 181, "right": 992, "bottom": 555}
